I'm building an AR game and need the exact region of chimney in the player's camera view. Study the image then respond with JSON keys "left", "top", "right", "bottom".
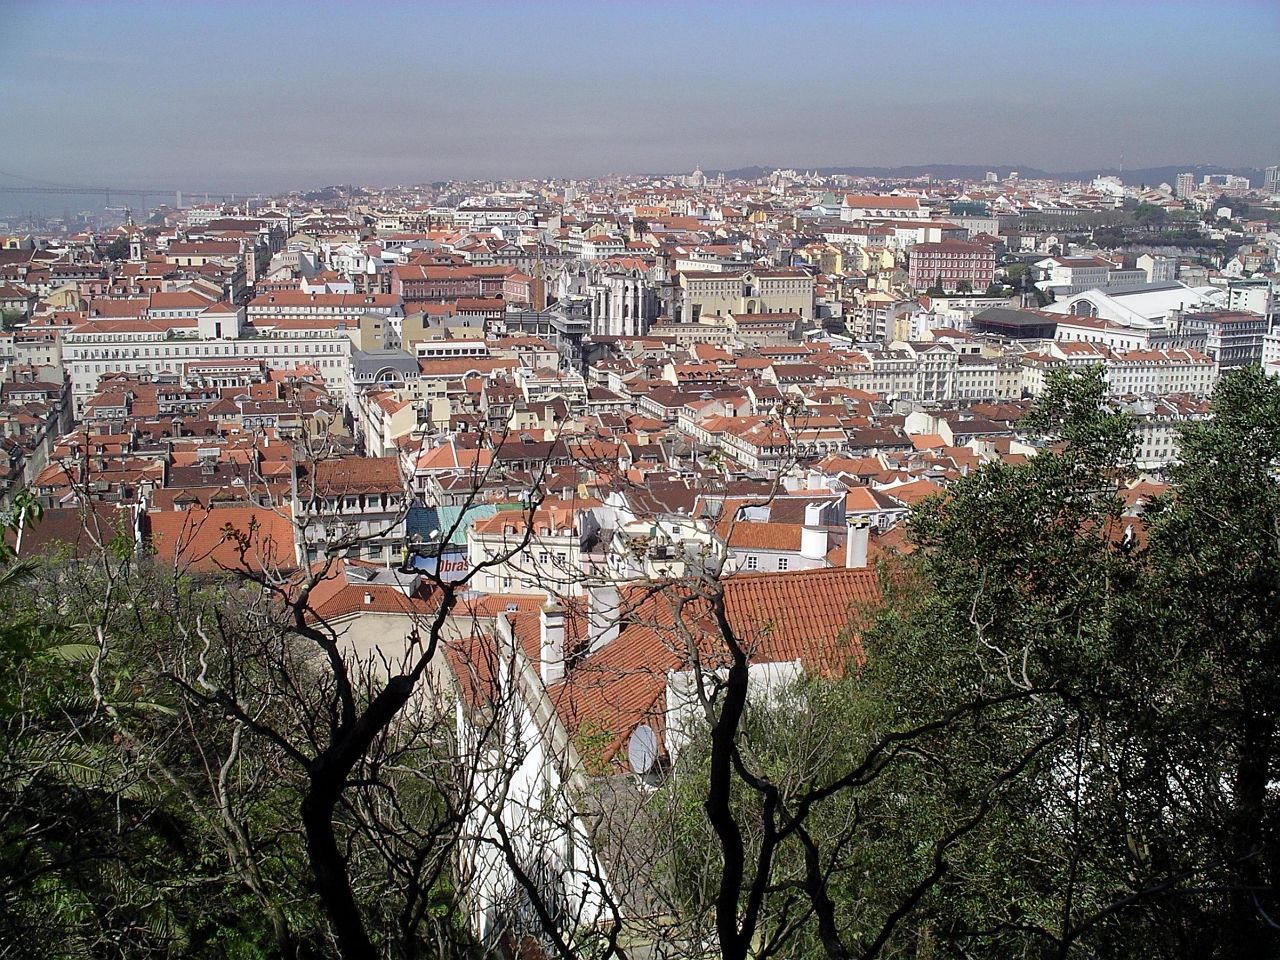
{"left": 845, "top": 517, "right": 870, "bottom": 569}
{"left": 586, "top": 581, "right": 621, "bottom": 654}
{"left": 540, "top": 603, "right": 566, "bottom": 685}
{"left": 801, "top": 501, "right": 828, "bottom": 561}
{"left": 801, "top": 524, "right": 828, "bottom": 561}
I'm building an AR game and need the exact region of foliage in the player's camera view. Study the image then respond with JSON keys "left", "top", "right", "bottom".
{"left": 1138, "top": 365, "right": 1280, "bottom": 954}
{"left": 0, "top": 519, "right": 476, "bottom": 958}
{"left": 1132, "top": 202, "right": 1168, "bottom": 227}
{"left": 572, "top": 721, "right": 616, "bottom": 777}
{"left": 0, "top": 542, "right": 321, "bottom": 957}
{"left": 1092, "top": 224, "right": 1127, "bottom": 247}
{"left": 658, "top": 366, "right": 1280, "bottom": 958}
{"left": 103, "top": 235, "right": 130, "bottom": 261}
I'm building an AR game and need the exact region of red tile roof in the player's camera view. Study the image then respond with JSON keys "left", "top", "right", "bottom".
{"left": 542, "top": 566, "right": 881, "bottom": 766}
{"left": 146, "top": 505, "right": 296, "bottom": 574}
{"left": 307, "top": 456, "right": 405, "bottom": 495}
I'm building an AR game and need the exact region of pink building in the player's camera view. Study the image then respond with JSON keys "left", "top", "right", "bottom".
{"left": 908, "top": 239, "right": 996, "bottom": 293}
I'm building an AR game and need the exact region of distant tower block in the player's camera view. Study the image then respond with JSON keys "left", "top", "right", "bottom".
{"left": 175, "top": 190, "right": 183, "bottom": 209}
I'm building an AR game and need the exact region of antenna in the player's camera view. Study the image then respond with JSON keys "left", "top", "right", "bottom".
{"left": 627, "top": 724, "right": 658, "bottom": 775}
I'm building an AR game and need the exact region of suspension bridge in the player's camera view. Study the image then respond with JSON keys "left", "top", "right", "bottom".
{"left": 0, "top": 169, "right": 248, "bottom": 212}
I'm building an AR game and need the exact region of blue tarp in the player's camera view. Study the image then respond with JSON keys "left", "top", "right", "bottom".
{"left": 405, "top": 503, "right": 499, "bottom": 547}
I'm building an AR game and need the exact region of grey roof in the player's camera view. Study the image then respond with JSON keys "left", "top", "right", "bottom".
{"left": 1097, "top": 281, "right": 1186, "bottom": 297}
{"left": 972, "top": 306, "right": 1059, "bottom": 328}
{"left": 351, "top": 349, "right": 419, "bottom": 380}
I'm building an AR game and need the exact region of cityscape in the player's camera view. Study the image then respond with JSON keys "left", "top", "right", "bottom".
{"left": 0, "top": 2, "right": 1278, "bottom": 959}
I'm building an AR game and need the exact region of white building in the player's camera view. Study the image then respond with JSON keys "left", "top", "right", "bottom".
{"left": 720, "top": 500, "right": 843, "bottom": 574}
{"left": 466, "top": 501, "right": 596, "bottom": 597}
{"left": 514, "top": 365, "right": 587, "bottom": 406}
{"left": 62, "top": 304, "right": 357, "bottom": 412}
{"left": 1021, "top": 341, "right": 1216, "bottom": 399}
{"left": 840, "top": 194, "right": 927, "bottom": 221}
{"left": 1266, "top": 165, "right": 1280, "bottom": 197}
{"left": 1035, "top": 256, "right": 1114, "bottom": 296}
{"left": 1136, "top": 254, "right": 1176, "bottom": 284}
{"left": 1225, "top": 278, "right": 1274, "bottom": 319}
{"left": 842, "top": 349, "right": 917, "bottom": 399}
{"left": 1047, "top": 281, "right": 1224, "bottom": 328}
{"left": 1262, "top": 330, "right": 1280, "bottom": 376}
{"left": 1105, "top": 348, "right": 1217, "bottom": 398}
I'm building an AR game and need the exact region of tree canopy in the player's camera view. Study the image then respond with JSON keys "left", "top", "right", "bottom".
{"left": 658, "top": 366, "right": 1280, "bottom": 958}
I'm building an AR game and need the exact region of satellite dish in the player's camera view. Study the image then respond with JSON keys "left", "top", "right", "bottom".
{"left": 627, "top": 725, "right": 658, "bottom": 775}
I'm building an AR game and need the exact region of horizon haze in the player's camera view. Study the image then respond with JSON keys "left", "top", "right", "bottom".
{"left": 1, "top": 0, "right": 1278, "bottom": 192}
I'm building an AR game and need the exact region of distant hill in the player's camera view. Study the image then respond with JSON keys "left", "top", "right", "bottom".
{"left": 700, "top": 163, "right": 1263, "bottom": 187}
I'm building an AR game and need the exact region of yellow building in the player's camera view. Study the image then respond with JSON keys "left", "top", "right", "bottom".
{"left": 891, "top": 309, "right": 915, "bottom": 343}
{"left": 679, "top": 268, "right": 814, "bottom": 321}
{"left": 41, "top": 284, "right": 82, "bottom": 311}
{"left": 854, "top": 246, "right": 896, "bottom": 274}
{"left": 799, "top": 243, "right": 843, "bottom": 275}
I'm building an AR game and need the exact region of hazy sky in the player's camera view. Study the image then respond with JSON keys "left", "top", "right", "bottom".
{"left": 1, "top": 0, "right": 1277, "bottom": 191}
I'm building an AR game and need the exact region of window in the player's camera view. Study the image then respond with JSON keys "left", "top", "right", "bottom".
{"left": 745, "top": 555, "right": 759, "bottom": 571}
{"left": 777, "top": 558, "right": 789, "bottom": 571}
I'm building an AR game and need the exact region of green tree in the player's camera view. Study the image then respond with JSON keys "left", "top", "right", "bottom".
{"left": 0, "top": 506, "right": 486, "bottom": 959}
{"left": 0, "top": 528, "right": 328, "bottom": 958}
{"left": 656, "top": 367, "right": 1280, "bottom": 958}
{"left": 103, "top": 235, "right": 130, "bottom": 260}
{"left": 1092, "top": 225, "right": 1127, "bottom": 247}
{"left": 1140, "top": 366, "right": 1280, "bottom": 955}
{"left": 1132, "top": 203, "right": 1168, "bottom": 228}
{"left": 880, "top": 367, "right": 1280, "bottom": 956}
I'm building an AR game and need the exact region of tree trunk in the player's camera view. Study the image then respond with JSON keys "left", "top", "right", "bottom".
{"left": 302, "top": 779, "right": 376, "bottom": 960}
{"left": 299, "top": 675, "right": 418, "bottom": 958}
{"left": 705, "top": 654, "right": 750, "bottom": 960}
{"left": 1226, "top": 709, "right": 1277, "bottom": 956}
